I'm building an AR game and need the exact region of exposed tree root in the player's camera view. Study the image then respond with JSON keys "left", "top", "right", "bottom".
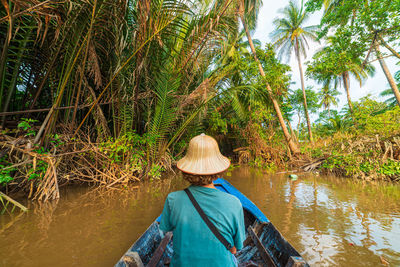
{"left": 0, "top": 132, "right": 144, "bottom": 202}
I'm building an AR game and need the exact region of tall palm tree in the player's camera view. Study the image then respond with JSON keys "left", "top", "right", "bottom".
{"left": 270, "top": 0, "right": 319, "bottom": 143}
{"left": 236, "top": 0, "right": 300, "bottom": 154}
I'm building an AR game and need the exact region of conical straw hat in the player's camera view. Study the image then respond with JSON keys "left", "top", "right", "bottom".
{"left": 177, "top": 134, "right": 230, "bottom": 175}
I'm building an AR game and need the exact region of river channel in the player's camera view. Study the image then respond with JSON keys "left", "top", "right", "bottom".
{"left": 1, "top": 167, "right": 400, "bottom": 266}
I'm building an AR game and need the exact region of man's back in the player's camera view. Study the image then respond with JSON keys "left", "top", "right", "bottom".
{"left": 159, "top": 185, "right": 245, "bottom": 267}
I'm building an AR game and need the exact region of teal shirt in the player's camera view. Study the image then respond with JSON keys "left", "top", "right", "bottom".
{"left": 159, "top": 185, "right": 246, "bottom": 267}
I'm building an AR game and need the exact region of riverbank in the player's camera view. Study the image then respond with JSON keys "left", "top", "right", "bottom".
{"left": 0, "top": 131, "right": 153, "bottom": 202}
{"left": 1, "top": 129, "right": 400, "bottom": 206}
{"left": 300, "top": 133, "right": 400, "bottom": 182}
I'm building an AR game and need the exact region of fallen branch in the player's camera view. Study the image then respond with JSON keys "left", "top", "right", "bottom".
{"left": 0, "top": 191, "right": 28, "bottom": 212}
{"left": 302, "top": 158, "right": 326, "bottom": 172}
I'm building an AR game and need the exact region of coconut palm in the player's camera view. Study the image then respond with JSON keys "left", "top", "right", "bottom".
{"left": 315, "top": 0, "right": 400, "bottom": 108}
{"left": 287, "top": 87, "right": 320, "bottom": 140}
{"left": 375, "top": 43, "right": 400, "bottom": 107}
{"left": 380, "top": 85, "right": 400, "bottom": 108}
{"left": 236, "top": 0, "right": 300, "bottom": 154}
{"left": 319, "top": 85, "right": 339, "bottom": 118}
{"left": 307, "top": 34, "right": 375, "bottom": 123}
{"left": 270, "top": 0, "right": 319, "bottom": 143}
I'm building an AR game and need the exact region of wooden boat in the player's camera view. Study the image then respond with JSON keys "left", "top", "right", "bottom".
{"left": 116, "top": 178, "right": 309, "bottom": 267}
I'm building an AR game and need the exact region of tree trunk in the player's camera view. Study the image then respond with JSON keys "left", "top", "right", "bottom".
{"left": 72, "top": 0, "right": 97, "bottom": 128}
{"left": 286, "top": 119, "right": 298, "bottom": 144}
{"left": 342, "top": 72, "right": 355, "bottom": 120}
{"left": 295, "top": 39, "right": 313, "bottom": 143}
{"left": 239, "top": 11, "right": 300, "bottom": 154}
{"left": 29, "top": 33, "right": 68, "bottom": 111}
{"left": 379, "top": 37, "right": 400, "bottom": 60}
{"left": 0, "top": 15, "right": 14, "bottom": 112}
{"left": 375, "top": 44, "right": 400, "bottom": 107}
{"left": 84, "top": 77, "right": 111, "bottom": 138}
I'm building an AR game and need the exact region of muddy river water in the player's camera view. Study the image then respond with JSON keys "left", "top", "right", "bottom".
{"left": 1, "top": 167, "right": 400, "bottom": 266}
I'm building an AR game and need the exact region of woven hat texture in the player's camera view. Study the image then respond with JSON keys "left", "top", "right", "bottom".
{"left": 177, "top": 134, "right": 230, "bottom": 175}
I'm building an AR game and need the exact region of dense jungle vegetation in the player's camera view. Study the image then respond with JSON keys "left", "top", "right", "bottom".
{"left": 0, "top": 0, "right": 399, "bottom": 204}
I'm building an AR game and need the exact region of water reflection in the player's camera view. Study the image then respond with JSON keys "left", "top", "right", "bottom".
{"left": 1, "top": 168, "right": 400, "bottom": 266}
{"left": 0, "top": 177, "right": 188, "bottom": 267}
{"left": 227, "top": 167, "right": 400, "bottom": 266}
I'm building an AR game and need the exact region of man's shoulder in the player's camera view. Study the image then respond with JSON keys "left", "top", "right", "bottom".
{"left": 167, "top": 188, "right": 242, "bottom": 208}
{"left": 214, "top": 190, "right": 242, "bottom": 207}
{"left": 166, "top": 190, "right": 187, "bottom": 201}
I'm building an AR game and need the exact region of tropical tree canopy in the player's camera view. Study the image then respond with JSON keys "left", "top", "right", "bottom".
{"left": 270, "top": 0, "right": 319, "bottom": 62}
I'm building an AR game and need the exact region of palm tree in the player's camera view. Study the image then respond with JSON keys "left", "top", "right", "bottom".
{"left": 270, "top": 0, "right": 319, "bottom": 143}
{"left": 317, "top": 0, "right": 400, "bottom": 108}
{"left": 319, "top": 85, "right": 339, "bottom": 117}
{"left": 380, "top": 78, "right": 400, "bottom": 108}
{"left": 307, "top": 34, "right": 375, "bottom": 122}
{"left": 287, "top": 87, "right": 320, "bottom": 140}
{"left": 315, "top": 110, "right": 351, "bottom": 136}
{"left": 333, "top": 36, "right": 375, "bottom": 118}
{"left": 236, "top": 0, "right": 300, "bottom": 154}
{"left": 375, "top": 43, "right": 400, "bottom": 107}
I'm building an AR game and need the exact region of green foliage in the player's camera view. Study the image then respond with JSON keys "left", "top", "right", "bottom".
{"left": 314, "top": 96, "right": 400, "bottom": 138}
{"left": 98, "top": 131, "right": 169, "bottom": 180}
{"left": 286, "top": 88, "right": 320, "bottom": 117}
{"left": 321, "top": 154, "right": 369, "bottom": 177}
{"left": 148, "top": 164, "right": 165, "bottom": 180}
{"left": 208, "top": 110, "right": 228, "bottom": 135}
{"left": 257, "top": 44, "right": 292, "bottom": 95}
{"left": 27, "top": 160, "right": 48, "bottom": 181}
{"left": 322, "top": 154, "right": 400, "bottom": 181}
{"left": 99, "top": 132, "right": 149, "bottom": 173}
{"left": 306, "top": 29, "right": 374, "bottom": 88}
{"left": 353, "top": 97, "right": 400, "bottom": 136}
{"left": 380, "top": 73, "right": 400, "bottom": 108}
{"left": 17, "top": 118, "right": 38, "bottom": 137}
{"left": 309, "top": 94, "right": 400, "bottom": 181}
{"left": 2, "top": 0, "right": 399, "bottom": 189}
{"left": 306, "top": 0, "right": 400, "bottom": 41}
{"left": 379, "top": 160, "right": 400, "bottom": 178}
{"left": 249, "top": 157, "right": 277, "bottom": 172}
{"left": 0, "top": 144, "right": 49, "bottom": 185}
{"left": 314, "top": 110, "right": 352, "bottom": 137}
{"left": 50, "top": 134, "right": 64, "bottom": 147}
{"left": 0, "top": 160, "right": 15, "bottom": 185}
{"left": 319, "top": 85, "right": 340, "bottom": 111}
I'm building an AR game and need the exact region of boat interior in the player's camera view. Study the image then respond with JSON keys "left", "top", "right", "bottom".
{"left": 117, "top": 208, "right": 308, "bottom": 267}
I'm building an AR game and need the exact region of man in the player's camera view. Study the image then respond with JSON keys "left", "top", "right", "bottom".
{"left": 160, "top": 133, "right": 245, "bottom": 267}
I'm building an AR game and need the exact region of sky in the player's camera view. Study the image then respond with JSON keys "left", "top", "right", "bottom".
{"left": 251, "top": 0, "right": 399, "bottom": 124}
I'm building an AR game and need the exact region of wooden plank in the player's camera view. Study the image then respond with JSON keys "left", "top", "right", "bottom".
{"left": 146, "top": 232, "right": 173, "bottom": 267}
{"left": 248, "top": 226, "right": 277, "bottom": 267}
{"left": 243, "top": 221, "right": 263, "bottom": 247}
{"left": 122, "top": 251, "right": 144, "bottom": 267}
{"left": 284, "top": 256, "right": 308, "bottom": 267}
